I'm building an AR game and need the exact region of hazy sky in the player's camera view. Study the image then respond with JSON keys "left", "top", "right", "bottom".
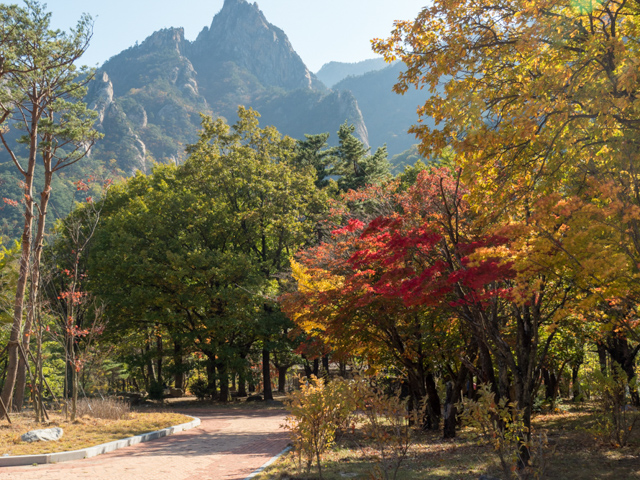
{"left": 41, "top": 0, "right": 427, "bottom": 73}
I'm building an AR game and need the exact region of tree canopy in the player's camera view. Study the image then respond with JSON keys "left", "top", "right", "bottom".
{"left": 87, "top": 107, "right": 325, "bottom": 400}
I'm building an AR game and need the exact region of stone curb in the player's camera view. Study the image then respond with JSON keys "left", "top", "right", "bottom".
{"left": 0, "top": 415, "right": 201, "bottom": 467}
{"left": 243, "top": 445, "right": 292, "bottom": 480}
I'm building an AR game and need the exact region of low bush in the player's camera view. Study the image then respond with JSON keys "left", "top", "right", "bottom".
{"left": 284, "top": 376, "right": 358, "bottom": 479}
{"left": 148, "top": 381, "right": 165, "bottom": 401}
{"left": 284, "top": 375, "right": 418, "bottom": 480}
{"left": 458, "top": 384, "right": 552, "bottom": 480}
{"left": 353, "top": 381, "right": 414, "bottom": 480}
{"left": 189, "top": 377, "right": 211, "bottom": 401}
{"left": 585, "top": 366, "right": 640, "bottom": 447}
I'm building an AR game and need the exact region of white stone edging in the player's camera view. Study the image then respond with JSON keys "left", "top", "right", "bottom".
{"left": 243, "top": 445, "right": 292, "bottom": 480}
{"left": 0, "top": 415, "right": 201, "bottom": 467}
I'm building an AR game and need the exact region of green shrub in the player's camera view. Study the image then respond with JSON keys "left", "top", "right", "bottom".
{"left": 148, "top": 380, "right": 165, "bottom": 401}
{"left": 189, "top": 377, "right": 210, "bottom": 401}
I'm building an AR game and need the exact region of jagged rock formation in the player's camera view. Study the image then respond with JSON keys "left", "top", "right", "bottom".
{"left": 87, "top": 27, "right": 209, "bottom": 174}
{"left": 85, "top": 0, "right": 367, "bottom": 174}
{"left": 190, "top": 0, "right": 322, "bottom": 92}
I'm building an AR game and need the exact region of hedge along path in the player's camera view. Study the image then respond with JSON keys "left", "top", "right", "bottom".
{"left": 1, "top": 408, "right": 289, "bottom": 480}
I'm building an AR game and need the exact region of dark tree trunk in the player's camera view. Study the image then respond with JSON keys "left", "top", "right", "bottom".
{"left": 478, "top": 342, "right": 499, "bottom": 398}
{"left": 238, "top": 369, "right": 247, "bottom": 397}
{"left": 405, "top": 371, "right": 424, "bottom": 428}
{"left": 496, "top": 355, "right": 511, "bottom": 403}
{"left": 303, "top": 359, "right": 312, "bottom": 378}
{"left": 571, "top": 364, "right": 581, "bottom": 401}
{"left": 139, "top": 364, "right": 147, "bottom": 392}
{"left": 605, "top": 335, "right": 640, "bottom": 406}
{"left": 262, "top": 348, "right": 273, "bottom": 401}
{"left": 443, "top": 360, "right": 470, "bottom": 439}
{"left": 66, "top": 358, "right": 74, "bottom": 398}
{"left": 218, "top": 362, "right": 229, "bottom": 403}
{"left": 173, "top": 340, "right": 183, "bottom": 390}
{"left": 443, "top": 381, "right": 456, "bottom": 439}
{"left": 206, "top": 356, "right": 216, "bottom": 399}
{"left": 542, "top": 368, "right": 559, "bottom": 404}
{"left": 313, "top": 358, "right": 319, "bottom": 377}
{"left": 156, "top": 333, "right": 163, "bottom": 384}
{"left": 322, "top": 355, "right": 330, "bottom": 379}
{"left": 278, "top": 366, "right": 288, "bottom": 393}
{"left": 425, "top": 372, "right": 441, "bottom": 430}
{"left": 597, "top": 342, "right": 608, "bottom": 375}
{"left": 146, "top": 336, "right": 156, "bottom": 386}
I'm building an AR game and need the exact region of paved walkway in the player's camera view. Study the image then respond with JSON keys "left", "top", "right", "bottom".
{"left": 1, "top": 408, "right": 289, "bottom": 480}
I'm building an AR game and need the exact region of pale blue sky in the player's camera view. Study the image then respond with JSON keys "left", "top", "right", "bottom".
{"left": 41, "top": 0, "right": 427, "bottom": 72}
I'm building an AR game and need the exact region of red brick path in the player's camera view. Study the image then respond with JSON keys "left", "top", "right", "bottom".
{"left": 0, "top": 408, "right": 289, "bottom": 480}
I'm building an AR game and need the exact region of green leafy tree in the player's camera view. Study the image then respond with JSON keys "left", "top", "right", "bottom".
{"left": 333, "top": 123, "right": 390, "bottom": 191}
{"left": 293, "top": 133, "right": 337, "bottom": 189}
{"left": 88, "top": 107, "right": 323, "bottom": 401}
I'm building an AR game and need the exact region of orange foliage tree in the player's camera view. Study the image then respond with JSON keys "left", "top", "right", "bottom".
{"left": 373, "top": 0, "right": 640, "bottom": 403}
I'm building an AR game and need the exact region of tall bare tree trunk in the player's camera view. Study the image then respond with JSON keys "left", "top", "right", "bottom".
{"left": 14, "top": 166, "right": 52, "bottom": 410}
{"left": 1, "top": 117, "right": 38, "bottom": 410}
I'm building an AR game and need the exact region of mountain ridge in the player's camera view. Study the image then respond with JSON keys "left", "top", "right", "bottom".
{"left": 85, "top": 0, "right": 368, "bottom": 174}
{"left": 316, "top": 58, "right": 388, "bottom": 88}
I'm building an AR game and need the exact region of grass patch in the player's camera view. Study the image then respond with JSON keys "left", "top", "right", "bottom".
{"left": 0, "top": 410, "right": 192, "bottom": 456}
{"left": 257, "top": 406, "right": 640, "bottom": 479}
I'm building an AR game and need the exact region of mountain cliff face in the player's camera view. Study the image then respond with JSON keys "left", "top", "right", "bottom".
{"left": 86, "top": 0, "right": 366, "bottom": 174}
{"left": 190, "top": 0, "right": 322, "bottom": 92}
{"left": 88, "top": 27, "right": 210, "bottom": 173}
{"left": 333, "top": 63, "right": 434, "bottom": 156}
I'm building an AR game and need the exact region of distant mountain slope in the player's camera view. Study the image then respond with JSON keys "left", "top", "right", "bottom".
{"left": 316, "top": 58, "right": 387, "bottom": 88}
{"left": 333, "top": 63, "right": 435, "bottom": 157}
{"left": 84, "top": 0, "right": 368, "bottom": 174}
{"left": 389, "top": 144, "right": 422, "bottom": 173}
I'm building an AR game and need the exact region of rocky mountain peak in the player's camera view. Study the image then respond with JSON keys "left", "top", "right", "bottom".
{"left": 190, "top": 0, "right": 323, "bottom": 92}
{"left": 81, "top": 0, "right": 369, "bottom": 176}
{"left": 140, "top": 27, "right": 186, "bottom": 56}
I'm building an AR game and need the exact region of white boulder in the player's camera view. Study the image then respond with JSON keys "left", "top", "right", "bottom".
{"left": 20, "top": 427, "right": 64, "bottom": 443}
